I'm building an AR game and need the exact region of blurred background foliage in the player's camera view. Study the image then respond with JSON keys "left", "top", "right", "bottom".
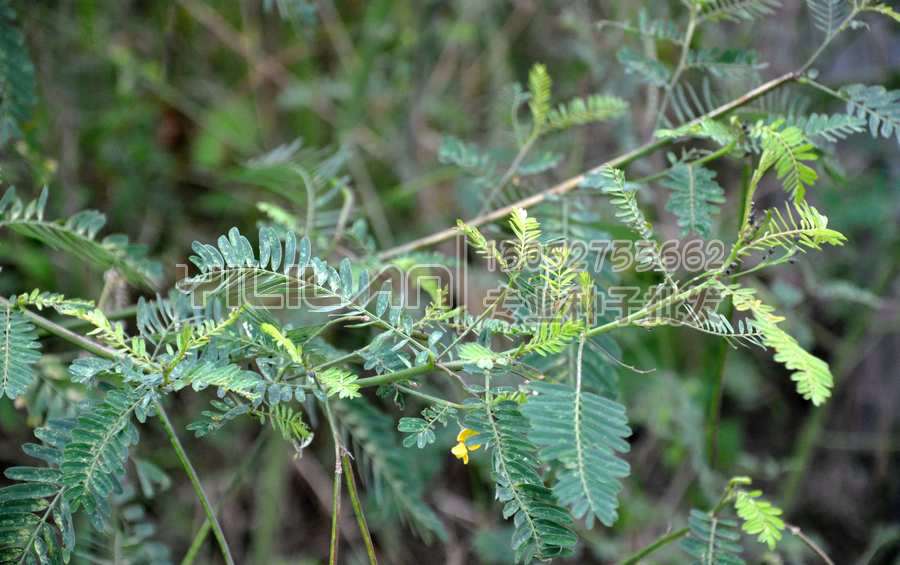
{"left": 0, "top": 1, "right": 898, "bottom": 563}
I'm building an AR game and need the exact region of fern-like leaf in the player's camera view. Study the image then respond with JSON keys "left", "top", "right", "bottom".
{"left": 544, "top": 95, "right": 628, "bottom": 132}
{"left": 0, "top": 418, "right": 76, "bottom": 564}
{"left": 522, "top": 382, "right": 631, "bottom": 528}
{"left": 698, "top": 0, "right": 781, "bottom": 22}
{"left": 754, "top": 314, "right": 833, "bottom": 405}
{"left": 259, "top": 322, "right": 303, "bottom": 364}
{"left": 617, "top": 47, "right": 670, "bottom": 87}
{"left": 182, "top": 227, "right": 368, "bottom": 314}
{"left": 508, "top": 207, "right": 541, "bottom": 270}
{"left": 806, "top": 0, "right": 850, "bottom": 35}
{"left": 268, "top": 404, "right": 312, "bottom": 444}
{"left": 598, "top": 10, "right": 683, "bottom": 44}
{"left": 741, "top": 200, "right": 846, "bottom": 256}
{"left": 734, "top": 490, "right": 785, "bottom": 549}
{"left": 509, "top": 207, "right": 541, "bottom": 249}
{"left": 398, "top": 404, "right": 457, "bottom": 449}
{"left": 1, "top": 301, "right": 40, "bottom": 399}
{"left": 754, "top": 120, "right": 818, "bottom": 202}
{"left": 171, "top": 356, "right": 265, "bottom": 399}
{"left": 438, "top": 135, "right": 497, "bottom": 176}
{"left": 0, "top": 0, "right": 36, "bottom": 143}
{"left": 686, "top": 48, "right": 764, "bottom": 78}
{"left": 61, "top": 388, "right": 145, "bottom": 527}
{"left": 662, "top": 163, "right": 725, "bottom": 238}
{"left": 317, "top": 367, "right": 360, "bottom": 399}
{"left": 0, "top": 187, "right": 161, "bottom": 287}
{"left": 665, "top": 78, "right": 723, "bottom": 127}
{"left": 582, "top": 168, "right": 675, "bottom": 279}
{"left": 722, "top": 283, "right": 835, "bottom": 405}
{"left": 528, "top": 64, "right": 552, "bottom": 132}
{"left": 464, "top": 398, "right": 577, "bottom": 563}
{"left": 186, "top": 397, "right": 250, "bottom": 438}
{"left": 678, "top": 311, "right": 765, "bottom": 349}
{"left": 582, "top": 168, "right": 653, "bottom": 241}
{"left": 681, "top": 509, "right": 746, "bottom": 565}
{"left": 840, "top": 84, "right": 900, "bottom": 145}
{"left": 657, "top": 118, "right": 741, "bottom": 147}
{"left": 458, "top": 342, "right": 509, "bottom": 370}
{"left": 521, "top": 321, "right": 583, "bottom": 357}
{"left": 796, "top": 112, "right": 866, "bottom": 143}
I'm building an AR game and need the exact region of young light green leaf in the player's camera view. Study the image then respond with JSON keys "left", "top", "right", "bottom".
{"left": 317, "top": 367, "right": 360, "bottom": 399}
{"left": 734, "top": 490, "right": 785, "bottom": 550}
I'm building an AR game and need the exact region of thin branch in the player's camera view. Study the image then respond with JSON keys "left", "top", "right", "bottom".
{"left": 181, "top": 433, "right": 267, "bottom": 565}
{"left": 798, "top": 3, "right": 864, "bottom": 76}
{"left": 787, "top": 523, "right": 836, "bottom": 565}
{"left": 342, "top": 453, "right": 378, "bottom": 565}
{"left": 478, "top": 135, "right": 538, "bottom": 215}
{"left": 633, "top": 141, "right": 736, "bottom": 185}
{"left": 587, "top": 281, "right": 714, "bottom": 337}
{"left": 354, "top": 359, "right": 462, "bottom": 389}
{"left": 0, "top": 296, "right": 118, "bottom": 360}
{"left": 395, "top": 384, "right": 465, "bottom": 409}
{"left": 40, "top": 304, "right": 138, "bottom": 335}
{"left": 377, "top": 71, "right": 798, "bottom": 260}
{"left": 322, "top": 398, "right": 343, "bottom": 565}
{"left": 438, "top": 287, "right": 509, "bottom": 361}
{"left": 618, "top": 527, "right": 689, "bottom": 564}
{"left": 329, "top": 451, "right": 342, "bottom": 565}
{"left": 655, "top": 5, "right": 698, "bottom": 126}
{"left": 157, "top": 401, "right": 235, "bottom": 565}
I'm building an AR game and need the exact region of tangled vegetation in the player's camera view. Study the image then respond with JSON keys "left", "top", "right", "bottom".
{"left": 0, "top": 1, "right": 898, "bottom": 563}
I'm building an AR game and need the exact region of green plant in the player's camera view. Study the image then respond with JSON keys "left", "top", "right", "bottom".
{"left": 1, "top": 1, "right": 897, "bottom": 563}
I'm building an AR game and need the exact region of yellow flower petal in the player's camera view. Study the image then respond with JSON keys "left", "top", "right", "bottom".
{"left": 456, "top": 428, "right": 482, "bottom": 451}
{"left": 451, "top": 442, "right": 469, "bottom": 464}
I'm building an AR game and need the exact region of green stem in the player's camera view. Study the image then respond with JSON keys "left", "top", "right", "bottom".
{"left": 329, "top": 457, "right": 342, "bottom": 565}
{"left": 36, "top": 304, "right": 138, "bottom": 336}
{"left": 322, "top": 399, "right": 343, "bottom": 565}
{"left": 587, "top": 282, "right": 713, "bottom": 337}
{"left": 156, "top": 401, "right": 234, "bottom": 565}
{"left": 633, "top": 141, "right": 736, "bottom": 185}
{"left": 704, "top": 161, "right": 750, "bottom": 466}
{"left": 313, "top": 350, "right": 361, "bottom": 371}
{"left": 354, "top": 359, "right": 465, "bottom": 389}
{"left": 0, "top": 296, "right": 118, "bottom": 360}
{"left": 181, "top": 434, "right": 267, "bottom": 565}
{"left": 342, "top": 453, "right": 378, "bottom": 565}
{"left": 395, "top": 384, "right": 465, "bottom": 409}
{"left": 704, "top": 312, "right": 731, "bottom": 468}
{"left": 694, "top": 141, "right": 737, "bottom": 167}
{"left": 251, "top": 435, "right": 285, "bottom": 565}
{"left": 619, "top": 527, "right": 689, "bottom": 564}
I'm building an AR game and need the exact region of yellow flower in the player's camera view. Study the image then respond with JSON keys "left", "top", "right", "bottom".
{"left": 451, "top": 428, "right": 481, "bottom": 465}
